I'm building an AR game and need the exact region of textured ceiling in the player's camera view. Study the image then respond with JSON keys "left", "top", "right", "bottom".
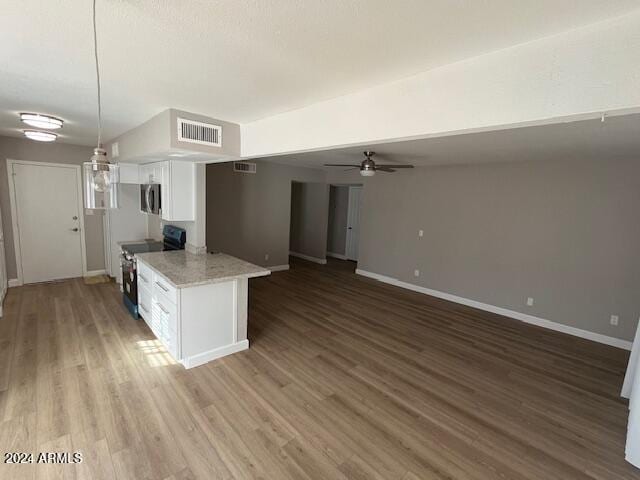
{"left": 1, "top": 0, "right": 640, "bottom": 145}
{"left": 265, "top": 113, "right": 640, "bottom": 168}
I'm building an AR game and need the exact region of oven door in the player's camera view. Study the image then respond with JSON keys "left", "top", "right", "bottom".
{"left": 121, "top": 256, "right": 138, "bottom": 304}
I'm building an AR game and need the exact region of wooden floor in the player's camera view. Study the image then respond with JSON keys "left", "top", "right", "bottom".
{"left": 0, "top": 257, "right": 637, "bottom": 479}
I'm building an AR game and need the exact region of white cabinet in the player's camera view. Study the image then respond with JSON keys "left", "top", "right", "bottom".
{"left": 139, "top": 163, "right": 163, "bottom": 184}
{"left": 139, "top": 160, "right": 194, "bottom": 222}
{"left": 138, "top": 261, "right": 180, "bottom": 360}
{"left": 117, "top": 163, "right": 140, "bottom": 184}
{"left": 136, "top": 257, "right": 250, "bottom": 369}
{"left": 152, "top": 295, "right": 178, "bottom": 358}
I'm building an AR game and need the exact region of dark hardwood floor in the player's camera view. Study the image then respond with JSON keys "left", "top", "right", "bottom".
{"left": 0, "top": 257, "right": 637, "bottom": 479}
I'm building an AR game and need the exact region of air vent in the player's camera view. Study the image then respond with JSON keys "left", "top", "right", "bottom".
{"left": 177, "top": 117, "right": 222, "bottom": 147}
{"left": 233, "top": 162, "right": 257, "bottom": 174}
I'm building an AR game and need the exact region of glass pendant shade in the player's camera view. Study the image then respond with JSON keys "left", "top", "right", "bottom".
{"left": 83, "top": 161, "right": 119, "bottom": 210}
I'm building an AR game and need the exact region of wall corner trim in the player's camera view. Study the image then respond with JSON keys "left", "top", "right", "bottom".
{"left": 268, "top": 264, "right": 290, "bottom": 272}
{"left": 355, "top": 269, "right": 632, "bottom": 351}
{"left": 289, "top": 252, "right": 328, "bottom": 265}
{"left": 8, "top": 278, "right": 21, "bottom": 288}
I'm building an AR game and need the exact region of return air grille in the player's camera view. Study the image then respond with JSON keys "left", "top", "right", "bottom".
{"left": 177, "top": 117, "right": 222, "bottom": 147}
{"left": 233, "top": 162, "right": 257, "bottom": 174}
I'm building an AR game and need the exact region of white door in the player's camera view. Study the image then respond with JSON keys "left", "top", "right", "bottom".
{"left": 345, "top": 186, "right": 363, "bottom": 261}
{"left": 11, "top": 162, "right": 85, "bottom": 283}
{"left": 0, "top": 205, "right": 7, "bottom": 314}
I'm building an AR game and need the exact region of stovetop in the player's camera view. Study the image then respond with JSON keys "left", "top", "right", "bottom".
{"left": 121, "top": 241, "right": 165, "bottom": 255}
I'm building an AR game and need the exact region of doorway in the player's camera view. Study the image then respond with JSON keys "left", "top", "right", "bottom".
{"left": 289, "top": 181, "right": 330, "bottom": 264}
{"left": 8, "top": 160, "right": 87, "bottom": 284}
{"left": 327, "top": 184, "right": 363, "bottom": 262}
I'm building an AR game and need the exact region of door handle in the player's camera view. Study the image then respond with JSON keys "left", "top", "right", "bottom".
{"left": 145, "top": 185, "right": 152, "bottom": 214}
{"left": 70, "top": 228, "right": 79, "bottom": 232}
{"left": 72, "top": 216, "right": 78, "bottom": 220}
{"left": 156, "top": 302, "right": 169, "bottom": 314}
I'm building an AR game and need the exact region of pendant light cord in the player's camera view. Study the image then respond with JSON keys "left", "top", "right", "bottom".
{"left": 92, "top": 0, "right": 102, "bottom": 147}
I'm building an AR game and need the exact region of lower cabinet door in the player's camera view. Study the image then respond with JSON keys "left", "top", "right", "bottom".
{"left": 152, "top": 297, "right": 178, "bottom": 359}
{"left": 138, "top": 285, "right": 152, "bottom": 324}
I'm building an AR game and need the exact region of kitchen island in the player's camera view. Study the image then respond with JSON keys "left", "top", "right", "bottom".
{"left": 135, "top": 251, "right": 270, "bottom": 368}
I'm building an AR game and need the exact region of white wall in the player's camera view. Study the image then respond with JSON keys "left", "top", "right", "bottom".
{"left": 241, "top": 11, "right": 640, "bottom": 158}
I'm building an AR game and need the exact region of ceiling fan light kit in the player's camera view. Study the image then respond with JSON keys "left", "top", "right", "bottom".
{"left": 324, "top": 151, "right": 414, "bottom": 176}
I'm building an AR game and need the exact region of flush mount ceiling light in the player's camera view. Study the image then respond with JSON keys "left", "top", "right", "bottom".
{"left": 83, "top": 0, "right": 119, "bottom": 211}
{"left": 20, "top": 113, "right": 63, "bottom": 130}
{"left": 23, "top": 130, "right": 57, "bottom": 142}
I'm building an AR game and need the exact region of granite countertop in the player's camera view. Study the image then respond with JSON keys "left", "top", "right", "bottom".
{"left": 135, "top": 251, "right": 271, "bottom": 288}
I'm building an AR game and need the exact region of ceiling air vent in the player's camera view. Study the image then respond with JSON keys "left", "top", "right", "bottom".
{"left": 233, "top": 161, "right": 257, "bottom": 174}
{"left": 177, "top": 117, "right": 222, "bottom": 147}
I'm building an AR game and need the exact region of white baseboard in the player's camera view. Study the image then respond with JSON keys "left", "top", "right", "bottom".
{"left": 180, "top": 340, "right": 249, "bottom": 369}
{"left": 289, "top": 251, "right": 327, "bottom": 265}
{"left": 356, "top": 269, "right": 632, "bottom": 351}
{"left": 8, "top": 278, "right": 21, "bottom": 288}
{"left": 85, "top": 269, "right": 107, "bottom": 277}
{"left": 327, "top": 252, "right": 348, "bottom": 260}
{"left": 268, "top": 264, "right": 290, "bottom": 272}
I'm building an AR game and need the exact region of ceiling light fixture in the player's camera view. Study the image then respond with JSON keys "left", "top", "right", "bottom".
{"left": 23, "top": 130, "right": 57, "bottom": 142}
{"left": 20, "top": 113, "right": 63, "bottom": 130}
{"left": 83, "top": 0, "right": 119, "bottom": 210}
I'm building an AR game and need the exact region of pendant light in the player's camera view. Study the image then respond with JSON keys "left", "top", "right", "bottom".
{"left": 83, "top": 0, "right": 119, "bottom": 211}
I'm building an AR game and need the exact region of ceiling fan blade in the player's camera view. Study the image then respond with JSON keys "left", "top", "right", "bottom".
{"left": 375, "top": 164, "right": 414, "bottom": 169}
{"left": 376, "top": 167, "right": 396, "bottom": 172}
{"left": 324, "top": 164, "right": 361, "bottom": 167}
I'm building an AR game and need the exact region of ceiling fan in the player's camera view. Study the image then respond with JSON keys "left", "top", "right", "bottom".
{"left": 325, "top": 151, "right": 414, "bottom": 177}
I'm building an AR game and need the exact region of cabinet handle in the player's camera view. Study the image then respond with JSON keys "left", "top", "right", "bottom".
{"left": 139, "top": 273, "right": 148, "bottom": 282}
{"left": 156, "top": 302, "right": 169, "bottom": 314}
{"left": 155, "top": 281, "right": 169, "bottom": 292}
{"left": 140, "top": 303, "right": 149, "bottom": 313}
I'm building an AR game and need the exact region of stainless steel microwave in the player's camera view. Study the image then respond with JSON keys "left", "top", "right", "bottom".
{"left": 140, "top": 183, "right": 161, "bottom": 215}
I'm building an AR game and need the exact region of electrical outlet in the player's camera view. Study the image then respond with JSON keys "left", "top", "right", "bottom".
{"left": 526, "top": 297, "right": 534, "bottom": 306}
{"left": 264, "top": 253, "right": 269, "bottom": 261}
{"left": 418, "top": 229, "right": 424, "bottom": 238}
{"left": 610, "top": 315, "right": 619, "bottom": 326}
{"left": 414, "top": 269, "right": 420, "bottom": 277}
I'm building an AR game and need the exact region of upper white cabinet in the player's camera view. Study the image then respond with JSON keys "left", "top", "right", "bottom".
{"left": 118, "top": 163, "right": 140, "bottom": 184}
{"left": 140, "top": 160, "right": 194, "bottom": 222}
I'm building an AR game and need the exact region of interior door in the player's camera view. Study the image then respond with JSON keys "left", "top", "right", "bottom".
{"left": 12, "top": 162, "right": 84, "bottom": 283}
{"left": 0, "top": 205, "right": 7, "bottom": 310}
{"left": 345, "top": 186, "right": 363, "bottom": 261}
